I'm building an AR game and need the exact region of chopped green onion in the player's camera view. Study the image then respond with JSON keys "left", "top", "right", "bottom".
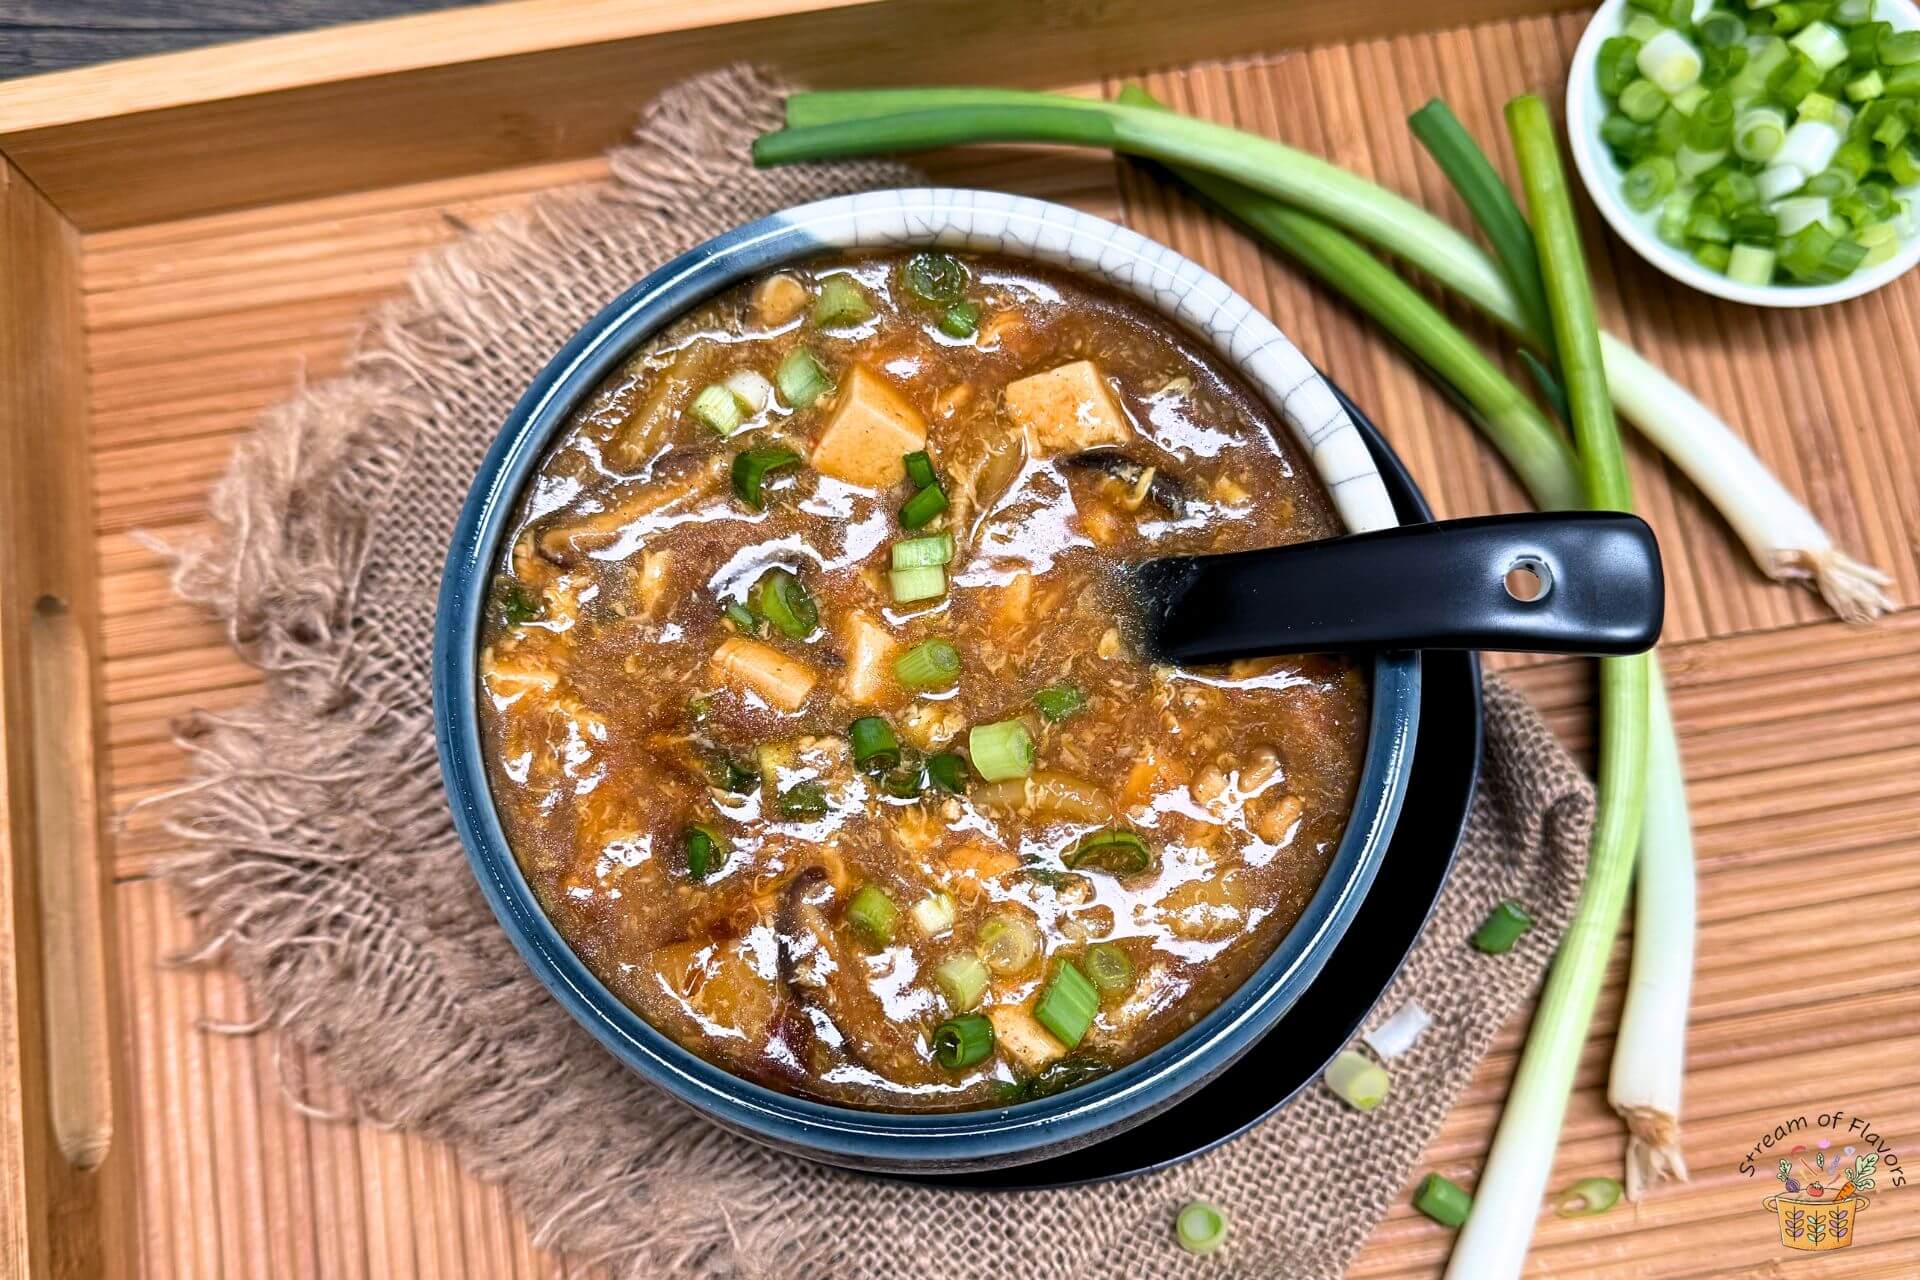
{"left": 899, "top": 250, "right": 970, "bottom": 305}
{"left": 731, "top": 446, "right": 802, "bottom": 511}
{"left": 1727, "top": 243, "right": 1778, "bottom": 285}
{"left": 1696, "top": 9, "right": 1745, "bottom": 49}
{"left": 890, "top": 531, "right": 953, "bottom": 567}
{"left": 903, "top": 450, "right": 938, "bottom": 490}
{"left": 849, "top": 716, "right": 901, "bottom": 773}
{"left": 776, "top": 347, "right": 833, "bottom": 408}
{"left": 1667, "top": 83, "right": 1709, "bottom": 117}
{"left": 1797, "top": 89, "right": 1841, "bottom": 123}
{"left": 723, "top": 369, "right": 772, "bottom": 416}
{"left": 1883, "top": 28, "right": 1920, "bottom": 65}
{"left": 910, "top": 890, "right": 957, "bottom": 937}
{"left": 1790, "top": 20, "right": 1849, "bottom": 71}
{"left": 934, "top": 952, "right": 990, "bottom": 1009}
{"left": 931, "top": 1012, "right": 995, "bottom": 1068}
{"left": 938, "top": 300, "right": 980, "bottom": 339}
{"left": 1734, "top": 105, "right": 1789, "bottom": 160}
{"left": 1555, "top": 1176, "right": 1625, "bottom": 1218}
{"left": 1033, "top": 960, "right": 1098, "bottom": 1047}
{"left": 1692, "top": 242, "right": 1732, "bottom": 272}
{"left": 1638, "top": 28, "right": 1705, "bottom": 94}
{"left": 774, "top": 782, "right": 829, "bottom": 819}
{"left": 1619, "top": 78, "right": 1669, "bottom": 124}
{"left": 1413, "top": 1173, "right": 1473, "bottom": 1228}
{"left": 1084, "top": 942, "right": 1135, "bottom": 994}
{"left": 683, "top": 824, "right": 727, "bottom": 880}
{"left": 1062, "top": 828, "right": 1154, "bottom": 876}
{"left": 1622, "top": 156, "right": 1677, "bottom": 210}
{"left": 877, "top": 753, "right": 927, "bottom": 799}
{"left": 976, "top": 912, "right": 1041, "bottom": 974}
{"left": 1175, "top": 1201, "right": 1229, "bottom": 1257}
{"left": 689, "top": 383, "right": 745, "bottom": 435}
{"left": 1031, "top": 683, "right": 1085, "bottom": 721}
{"left": 888, "top": 564, "right": 947, "bottom": 604}
{"left": 1597, "top": 36, "right": 1645, "bottom": 96}
{"left": 927, "top": 751, "right": 969, "bottom": 794}
{"left": 723, "top": 600, "right": 756, "bottom": 631}
{"left": 899, "top": 481, "right": 950, "bottom": 529}
{"left": 894, "top": 637, "right": 961, "bottom": 689}
{"left": 968, "top": 719, "right": 1035, "bottom": 781}
{"left": 1472, "top": 899, "right": 1536, "bottom": 954}
{"left": 846, "top": 884, "right": 899, "bottom": 946}
{"left": 811, "top": 274, "right": 872, "bottom": 328}
{"left": 497, "top": 584, "right": 542, "bottom": 627}
{"left": 1324, "top": 1048, "right": 1391, "bottom": 1111}
{"left": 702, "top": 751, "right": 758, "bottom": 793}
{"left": 1847, "top": 68, "right": 1887, "bottom": 101}
{"left": 747, "top": 567, "right": 818, "bottom": 638}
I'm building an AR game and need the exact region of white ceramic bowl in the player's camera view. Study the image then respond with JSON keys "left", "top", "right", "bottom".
{"left": 1568, "top": 0, "right": 1920, "bottom": 307}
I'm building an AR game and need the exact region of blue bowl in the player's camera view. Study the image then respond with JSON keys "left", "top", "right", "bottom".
{"left": 432, "top": 190, "right": 1420, "bottom": 1172}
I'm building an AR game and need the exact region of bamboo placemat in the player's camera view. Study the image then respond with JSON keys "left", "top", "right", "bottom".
{"left": 87, "top": 9, "right": 1918, "bottom": 1277}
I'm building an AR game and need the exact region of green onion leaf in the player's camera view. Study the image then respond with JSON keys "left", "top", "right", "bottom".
{"left": 846, "top": 884, "right": 899, "bottom": 947}
{"left": 1324, "top": 1048, "right": 1391, "bottom": 1111}
{"left": 811, "top": 274, "right": 872, "bottom": 328}
{"left": 926, "top": 751, "right": 969, "bottom": 794}
{"left": 1175, "top": 1201, "right": 1229, "bottom": 1257}
{"left": 723, "top": 600, "right": 756, "bottom": 632}
{"left": 1032, "top": 960, "right": 1099, "bottom": 1048}
{"left": 968, "top": 719, "right": 1035, "bottom": 781}
{"left": 934, "top": 952, "right": 989, "bottom": 1009}
{"left": 1083, "top": 942, "right": 1135, "bottom": 994}
{"left": 903, "top": 449, "right": 939, "bottom": 490}
{"left": 731, "top": 446, "right": 802, "bottom": 511}
{"left": 702, "top": 752, "right": 758, "bottom": 794}
{"left": 1413, "top": 1172, "right": 1473, "bottom": 1228}
{"left": 747, "top": 567, "right": 818, "bottom": 638}
{"left": 774, "top": 782, "right": 829, "bottom": 819}
{"left": 890, "top": 531, "right": 953, "bottom": 568}
{"left": 899, "top": 481, "right": 950, "bottom": 529}
{"left": 888, "top": 564, "right": 947, "bottom": 604}
{"left": 894, "top": 638, "right": 961, "bottom": 689}
{"left": 1471, "top": 899, "right": 1535, "bottom": 954}
{"left": 938, "top": 300, "right": 980, "bottom": 339}
{"left": 497, "top": 584, "right": 542, "bottom": 627}
{"left": 900, "top": 250, "right": 970, "bottom": 305}
{"left": 1031, "top": 683, "right": 1086, "bottom": 721}
{"left": 1062, "top": 828, "right": 1154, "bottom": 876}
{"left": 848, "top": 716, "right": 901, "bottom": 774}
{"left": 776, "top": 348, "right": 834, "bottom": 408}
{"left": 683, "top": 824, "right": 727, "bottom": 880}
{"left": 931, "top": 1012, "right": 995, "bottom": 1069}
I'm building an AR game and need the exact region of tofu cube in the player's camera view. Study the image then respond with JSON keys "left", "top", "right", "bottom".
{"left": 839, "top": 611, "right": 896, "bottom": 705}
{"left": 810, "top": 365, "right": 927, "bottom": 488}
{"left": 987, "top": 1004, "right": 1067, "bottom": 1071}
{"left": 710, "top": 637, "right": 817, "bottom": 711}
{"left": 1002, "top": 360, "right": 1132, "bottom": 453}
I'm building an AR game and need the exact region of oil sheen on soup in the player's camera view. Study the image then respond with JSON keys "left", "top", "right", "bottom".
{"left": 477, "top": 250, "right": 1369, "bottom": 1111}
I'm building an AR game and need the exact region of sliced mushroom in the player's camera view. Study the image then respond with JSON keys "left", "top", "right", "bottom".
{"left": 535, "top": 452, "right": 725, "bottom": 567}
{"left": 1061, "top": 449, "right": 1189, "bottom": 519}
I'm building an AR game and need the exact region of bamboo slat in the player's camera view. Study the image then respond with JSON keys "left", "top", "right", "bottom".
{"left": 51, "top": 6, "right": 1920, "bottom": 1279}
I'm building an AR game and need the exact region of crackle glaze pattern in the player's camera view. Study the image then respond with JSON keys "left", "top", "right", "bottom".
{"left": 767, "top": 188, "right": 1399, "bottom": 535}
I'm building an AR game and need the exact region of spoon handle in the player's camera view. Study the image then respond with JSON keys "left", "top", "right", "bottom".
{"left": 1134, "top": 511, "right": 1663, "bottom": 664}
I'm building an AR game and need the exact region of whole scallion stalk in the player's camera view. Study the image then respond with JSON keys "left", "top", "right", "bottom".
{"left": 1443, "top": 95, "right": 1651, "bottom": 1280}
{"left": 757, "top": 89, "right": 1894, "bottom": 621}
{"left": 1113, "top": 86, "right": 1581, "bottom": 510}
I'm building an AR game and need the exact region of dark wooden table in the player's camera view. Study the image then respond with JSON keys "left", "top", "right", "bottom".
{"left": 0, "top": 0, "right": 462, "bottom": 78}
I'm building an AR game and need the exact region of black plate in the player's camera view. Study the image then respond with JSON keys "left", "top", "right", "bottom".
{"left": 906, "top": 385, "right": 1485, "bottom": 1190}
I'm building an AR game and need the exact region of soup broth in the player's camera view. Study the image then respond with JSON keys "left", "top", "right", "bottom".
{"left": 477, "top": 250, "right": 1369, "bottom": 1110}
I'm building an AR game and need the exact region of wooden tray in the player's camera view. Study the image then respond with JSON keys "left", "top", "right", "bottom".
{"left": 2, "top": 1, "right": 1915, "bottom": 1275}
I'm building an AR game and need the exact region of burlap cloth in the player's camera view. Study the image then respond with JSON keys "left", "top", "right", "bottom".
{"left": 157, "top": 67, "right": 1595, "bottom": 1279}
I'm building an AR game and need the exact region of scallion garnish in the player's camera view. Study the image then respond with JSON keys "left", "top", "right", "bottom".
{"left": 731, "top": 445, "right": 802, "bottom": 511}
{"left": 1175, "top": 1201, "right": 1229, "bottom": 1257}
{"left": 926, "top": 751, "right": 969, "bottom": 794}
{"left": 747, "top": 567, "right": 818, "bottom": 639}
{"left": 878, "top": 751, "right": 927, "bottom": 799}
{"left": 930, "top": 1012, "right": 994, "bottom": 1069}
{"left": 888, "top": 564, "right": 947, "bottom": 604}
{"left": 1062, "top": 828, "right": 1152, "bottom": 876}
{"left": 900, "top": 250, "right": 970, "bottom": 305}
{"left": 723, "top": 600, "right": 756, "bottom": 632}
{"left": 1032, "top": 959, "right": 1098, "bottom": 1048}
{"left": 899, "top": 481, "right": 949, "bottom": 529}
{"left": 890, "top": 531, "right": 953, "bottom": 567}
{"left": 894, "top": 637, "right": 961, "bottom": 689}
{"left": 497, "top": 584, "right": 542, "bottom": 627}
{"left": 776, "top": 347, "right": 834, "bottom": 408}
{"left": 1323, "top": 1048, "right": 1390, "bottom": 1112}
{"left": 683, "top": 825, "right": 727, "bottom": 881}
{"left": 774, "top": 782, "right": 828, "bottom": 819}
{"left": 848, "top": 716, "right": 901, "bottom": 774}
{"left": 811, "top": 274, "right": 871, "bottom": 328}
{"left": 1470, "top": 900, "right": 1534, "bottom": 954}
{"left": 967, "top": 719, "right": 1035, "bottom": 781}
{"left": 1083, "top": 942, "right": 1134, "bottom": 994}
{"left": 902, "top": 449, "right": 939, "bottom": 490}
{"left": 1413, "top": 1173, "right": 1473, "bottom": 1229}
{"left": 689, "top": 382, "right": 745, "bottom": 436}
{"left": 934, "top": 952, "right": 989, "bottom": 1010}
{"left": 846, "top": 884, "right": 898, "bottom": 947}
{"left": 909, "top": 890, "right": 957, "bottom": 937}
{"left": 1031, "top": 683, "right": 1085, "bottom": 721}
{"left": 976, "top": 913, "right": 1040, "bottom": 975}
{"left": 701, "top": 752, "right": 758, "bottom": 794}
{"left": 938, "top": 300, "right": 980, "bottom": 339}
